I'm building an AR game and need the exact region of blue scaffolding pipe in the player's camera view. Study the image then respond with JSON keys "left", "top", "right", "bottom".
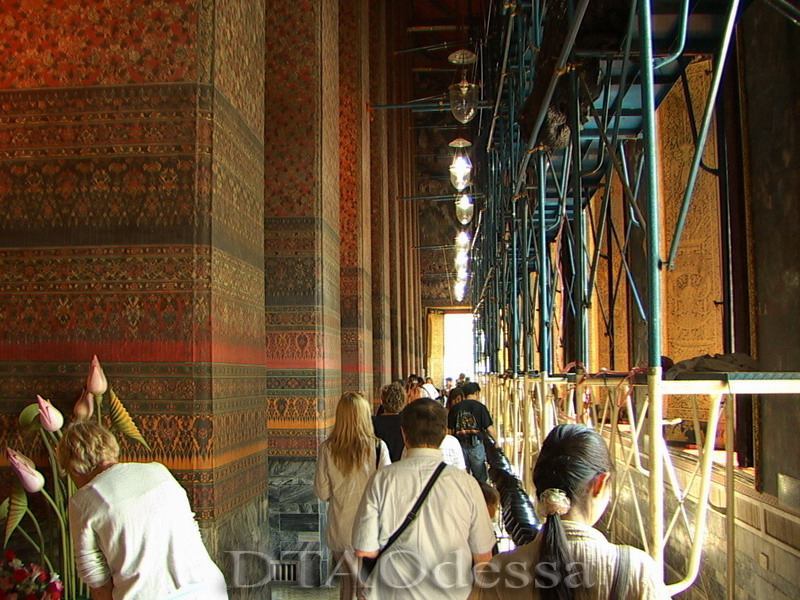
{"left": 667, "top": 0, "right": 742, "bottom": 269}
{"left": 485, "top": 9, "right": 517, "bottom": 152}
{"left": 654, "top": 0, "right": 691, "bottom": 69}
{"left": 513, "top": 0, "right": 592, "bottom": 196}
{"left": 639, "top": 0, "right": 663, "bottom": 370}
{"left": 763, "top": 0, "right": 800, "bottom": 25}
{"left": 537, "top": 153, "right": 551, "bottom": 373}
{"left": 569, "top": 59, "right": 588, "bottom": 367}
{"left": 639, "top": 0, "right": 665, "bottom": 571}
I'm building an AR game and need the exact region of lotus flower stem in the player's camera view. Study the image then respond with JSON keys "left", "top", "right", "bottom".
{"left": 23, "top": 508, "right": 54, "bottom": 573}
{"left": 40, "top": 431, "right": 66, "bottom": 507}
{"left": 40, "top": 488, "right": 72, "bottom": 596}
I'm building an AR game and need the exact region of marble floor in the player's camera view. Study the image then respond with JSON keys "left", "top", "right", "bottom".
{"left": 271, "top": 583, "right": 339, "bottom": 599}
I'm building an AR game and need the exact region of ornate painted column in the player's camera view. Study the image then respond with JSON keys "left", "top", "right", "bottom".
{"left": 339, "top": 0, "right": 374, "bottom": 397}
{"left": 369, "top": 0, "right": 393, "bottom": 393}
{"left": 0, "top": 1, "right": 268, "bottom": 595}
{"left": 264, "top": 0, "right": 342, "bottom": 585}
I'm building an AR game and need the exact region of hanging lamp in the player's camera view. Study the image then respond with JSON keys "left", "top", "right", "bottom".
{"left": 449, "top": 138, "right": 473, "bottom": 191}
{"left": 454, "top": 193, "right": 474, "bottom": 225}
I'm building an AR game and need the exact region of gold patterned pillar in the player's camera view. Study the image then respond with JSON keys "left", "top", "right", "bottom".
{"left": 264, "top": 0, "right": 342, "bottom": 582}
{"left": 369, "top": 0, "right": 392, "bottom": 392}
{"left": 339, "top": 0, "right": 374, "bottom": 395}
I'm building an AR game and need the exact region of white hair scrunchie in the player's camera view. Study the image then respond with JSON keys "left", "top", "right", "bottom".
{"left": 538, "top": 488, "right": 571, "bottom": 518}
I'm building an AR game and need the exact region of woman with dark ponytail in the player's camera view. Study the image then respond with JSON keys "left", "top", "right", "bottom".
{"left": 470, "top": 424, "right": 668, "bottom": 599}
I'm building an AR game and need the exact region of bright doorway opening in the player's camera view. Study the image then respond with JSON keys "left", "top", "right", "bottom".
{"left": 443, "top": 312, "right": 474, "bottom": 383}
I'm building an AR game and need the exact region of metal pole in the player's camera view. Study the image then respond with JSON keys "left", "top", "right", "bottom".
{"left": 513, "top": 0, "right": 592, "bottom": 196}
{"left": 667, "top": 0, "right": 742, "bottom": 269}
{"left": 654, "top": 0, "right": 691, "bottom": 69}
{"left": 512, "top": 195, "right": 520, "bottom": 374}
{"left": 486, "top": 9, "right": 517, "bottom": 152}
{"left": 538, "top": 154, "right": 551, "bottom": 373}
{"left": 726, "top": 394, "right": 736, "bottom": 600}
{"left": 522, "top": 195, "right": 532, "bottom": 372}
{"left": 570, "top": 70, "right": 587, "bottom": 368}
{"left": 568, "top": 0, "right": 588, "bottom": 368}
{"left": 639, "top": 0, "right": 665, "bottom": 569}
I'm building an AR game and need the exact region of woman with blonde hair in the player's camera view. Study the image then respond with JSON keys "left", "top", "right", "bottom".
{"left": 57, "top": 421, "right": 227, "bottom": 600}
{"left": 315, "top": 392, "right": 391, "bottom": 600}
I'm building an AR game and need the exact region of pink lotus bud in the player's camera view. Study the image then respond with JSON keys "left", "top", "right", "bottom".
{"left": 36, "top": 395, "right": 64, "bottom": 432}
{"left": 86, "top": 355, "right": 108, "bottom": 396}
{"left": 74, "top": 388, "right": 95, "bottom": 421}
{"left": 6, "top": 448, "right": 45, "bottom": 493}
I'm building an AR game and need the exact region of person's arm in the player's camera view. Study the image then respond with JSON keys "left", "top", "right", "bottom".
{"left": 313, "top": 443, "right": 332, "bottom": 501}
{"left": 378, "top": 440, "right": 392, "bottom": 467}
{"left": 89, "top": 582, "right": 113, "bottom": 600}
{"left": 352, "top": 473, "right": 382, "bottom": 558}
{"left": 69, "top": 501, "right": 113, "bottom": 594}
{"left": 486, "top": 424, "right": 500, "bottom": 448}
{"left": 472, "top": 551, "right": 493, "bottom": 568}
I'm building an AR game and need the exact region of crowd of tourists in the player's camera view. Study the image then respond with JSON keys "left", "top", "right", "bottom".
{"left": 314, "top": 375, "right": 671, "bottom": 600}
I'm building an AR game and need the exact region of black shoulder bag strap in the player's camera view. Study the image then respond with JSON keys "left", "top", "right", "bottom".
{"left": 375, "top": 441, "right": 381, "bottom": 469}
{"left": 360, "top": 462, "right": 447, "bottom": 581}
{"left": 608, "top": 545, "right": 631, "bottom": 599}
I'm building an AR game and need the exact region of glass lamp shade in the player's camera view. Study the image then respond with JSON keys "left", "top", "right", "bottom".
{"left": 449, "top": 155, "right": 472, "bottom": 191}
{"left": 456, "top": 265, "right": 468, "bottom": 281}
{"left": 454, "top": 249, "right": 469, "bottom": 269}
{"left": 448, "top": 138, "right": 473, "bottom": 192}
{"left": 454, "top": 280, "right": 467, "bottom": 302}
{"left": 455, "top": 231, "right": 471, "bottom": 251}
{"left": 450, "top": 79, "right": 479, "bottom": 124}
{"left": 455, "top": 193, "right": 474, "bottom": 225}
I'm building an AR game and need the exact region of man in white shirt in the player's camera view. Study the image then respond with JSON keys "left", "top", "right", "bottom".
{"left": 353, "top": 399, "right": 495, "bottom": 600}
{"left": 400, "top": 433, "right": 467, "bottom": 470}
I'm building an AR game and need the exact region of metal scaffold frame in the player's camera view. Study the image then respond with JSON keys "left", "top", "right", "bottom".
{"left": 470, "top": 0, "right": 800, "bottom": 598}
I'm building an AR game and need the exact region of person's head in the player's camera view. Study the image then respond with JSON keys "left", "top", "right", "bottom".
{"left": 425, "top": 377, "right": 434, "bottom": 385}
{"left": 462, "top": 381, "right": 481, "bottom": 398}
{"left": 446, "top": 386, "right": 464, "bottom": 409}
{"left": 479, "top": 482, "right": 501, "bottom": 520}
{"left": 327, "top": 392, "right": 376, "bottom": 474}
{"left": 533, "top": 424, "right": 614, "bottom": 598}
{"left": 381, "top": 383, "right": 406, "bottom": 414}
{"left": 445, "top": 377, "right": 453, "bottom": 388}
{"left": 57, "top": 421, "right": 120, "bottom": 484}
{"left": 457, "top": 372, "right": 466, "bottom": 382}
{"left": 400, "top": 398, "right": 447, "bottom": 449}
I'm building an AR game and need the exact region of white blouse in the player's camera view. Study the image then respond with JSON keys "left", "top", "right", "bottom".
{"left": 68, "top": 462, "right": 227, "bottom": 599}
{"left": 470, "top": 520, "right": 670, "bottom": 600}
{"left": 314, "top": 439, "right": 391, "bottom": 553}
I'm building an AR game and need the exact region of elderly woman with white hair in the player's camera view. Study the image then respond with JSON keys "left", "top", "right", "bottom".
{"left": 57, "top": 421, "right": 228, "bottom": 600}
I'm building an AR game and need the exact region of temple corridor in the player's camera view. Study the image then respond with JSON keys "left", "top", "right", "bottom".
{"left": 0, "top": 1, "right": 799, "bottom": 599}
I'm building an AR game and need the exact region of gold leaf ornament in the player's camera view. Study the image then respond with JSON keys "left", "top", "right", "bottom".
{"left": 108, "top": 389, "right": 150, "bottom": 449}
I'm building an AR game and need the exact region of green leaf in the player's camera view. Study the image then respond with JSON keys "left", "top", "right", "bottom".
{"left": 0, "top": 498, "right": 8, "bottom": 524}
{"left": 108, "top": 389, "right": 150, "bottom": 450}
{"left": 18, "top": 403, "right": 42, "bottom": 432}
{"left": 4, "top": 481, "right": 28, "bottom": 548}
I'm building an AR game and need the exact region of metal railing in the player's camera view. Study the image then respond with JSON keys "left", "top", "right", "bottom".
{"left": 480, "top": 371, "right": 800, "bottom": 598}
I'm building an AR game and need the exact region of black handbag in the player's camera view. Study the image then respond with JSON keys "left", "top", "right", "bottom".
{"left": 358, "top": 462, "right": 447, "bottom": 583}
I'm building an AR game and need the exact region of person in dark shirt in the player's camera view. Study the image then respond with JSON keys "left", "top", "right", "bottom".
{"left": 372, "top": 382, "right": 406, "bottom": 462}
{"left": 447, "top": 381, "right": 498, "bottom": 483}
